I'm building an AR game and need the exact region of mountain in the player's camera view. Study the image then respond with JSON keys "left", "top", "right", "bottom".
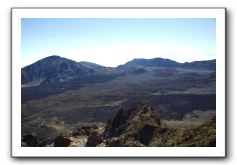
{"left": 119, "top": 57, "right": 180, "bottom": 68}
{"left": 182, "top": 60, "right": 216, "bottom": 70}
{"left": 21, "top": 55, "right": 98, "bottom": 86}
{"left": 21, "top": 56, "right": 216, "bottom": 87}
{"left": 21, "top": 56, "right": 216, "bottom": 147}
{"left": 118, "top": 57, "right": 216, "bottom": 71}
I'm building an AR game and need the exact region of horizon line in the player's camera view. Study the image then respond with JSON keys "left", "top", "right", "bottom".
{"left": 22, "top": 54, "right": 216, "bottom": 69}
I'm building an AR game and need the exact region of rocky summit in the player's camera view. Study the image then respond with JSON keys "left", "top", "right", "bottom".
{"left": 103, "top": 101, "right": 160, "bottom": 138}
{"left": 101, "top": 101, "right": 161, "bottom": 146}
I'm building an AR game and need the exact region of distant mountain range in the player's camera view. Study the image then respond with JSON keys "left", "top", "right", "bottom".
{"left": 120, "top": 57, "right": 216, "bottom": 70}
{"left": 21, "top": 55, "right": 216, "bottom": 86}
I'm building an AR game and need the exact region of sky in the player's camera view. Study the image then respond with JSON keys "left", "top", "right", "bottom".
{"left": 21, "top": 18, "right": 216, "bottom": 67}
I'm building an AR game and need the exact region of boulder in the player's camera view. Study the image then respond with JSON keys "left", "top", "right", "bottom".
{"left": 85, "top": 132, "right": 103, "bottom": 147}
{"left": 22, "top": 133, "right": 38, "bottom": 147}
{"left": 54, "top": 136, "right": 71, "bottom": 147}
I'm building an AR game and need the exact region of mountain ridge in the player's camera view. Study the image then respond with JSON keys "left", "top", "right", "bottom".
{"left": 22, "top": 55, "right": 216, "bottom": 86}
{"left": 23, "top": 55, "right": 216, "bottom": 69}
{"left": 118, "top": 57, "right": 216, "bottom": 70}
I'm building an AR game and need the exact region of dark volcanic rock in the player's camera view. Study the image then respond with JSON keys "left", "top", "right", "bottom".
{"left": 138, "top": 124, "right": 156, "bottom": 146}
{"left": 72, "top": 125, "right": 98, "bottom": 136}
{"left": 54, "top": 136, "right": 71, "bottom": 147}
{"left": 104, "top": 101, "right": 160, "bottom": 138}
{"left": 101, "top": 101, "right": 216, "bottom": 147}
{"left": 22, "top": 133, "right": 38, "bottom": 147}
{"left": 29, "top": 102, "right": 216, "bottom": 147}
{"left": 85, "top": 132, "right": 103, "bottom": 147}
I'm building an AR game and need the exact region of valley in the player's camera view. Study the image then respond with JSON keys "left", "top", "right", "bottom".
{"left": 21, "top": 56, "right": 216, "bottom": 147}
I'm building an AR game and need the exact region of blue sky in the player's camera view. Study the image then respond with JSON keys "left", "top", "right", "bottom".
{"left": 21, "top": 18, "right": 216, "bottom": 67}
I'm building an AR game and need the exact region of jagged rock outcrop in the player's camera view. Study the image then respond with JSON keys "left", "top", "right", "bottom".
{"left": 102, "top": 101, "right": 162, "bottom": 146}
{"left": 103, "top": 101, "right": 160, "bottom": 138}
{"left": 22, "top": 101, "right": 216, "bottom": 147}
{"left": 102, "top": 101, "right": 216, "bottom": 147}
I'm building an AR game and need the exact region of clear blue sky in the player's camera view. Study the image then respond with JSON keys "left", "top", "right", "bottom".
{"left": 21, "top": 18, "right": 216, "bottom": 67}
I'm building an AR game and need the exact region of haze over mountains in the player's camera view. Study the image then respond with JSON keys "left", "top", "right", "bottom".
{"left": 21, "top": 55, "right": 216, "bottom": 147}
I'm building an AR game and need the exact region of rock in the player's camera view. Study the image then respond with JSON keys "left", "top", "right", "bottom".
{"left": 106, "top": 137, "right": 124, "bottom": 147}
{"left": 100, "top": 101, "right": 164, "bottom": 147}
{"left": 105, "top": 136, "right": 145, "bottom": 147}
{"left": 175, "top": 117, "right": 216, "bottom": 147}
{"left": 54, "top": 136, "right": 71, "bottom": 147}
{"left": 103, "top": 101, "right": 160, "bottom": 138}
{"left": 149, "top": 127, "right": 177, "bottom": 147}
{"left": 72, "top": 125, "right": 100, "bottom": 136}
{"left": 138, "top": 124, "right": 156, "bottom": 146}
{"left": 38, "top": 102, "right": 216, "bottom": 147}
{"left": 69, "top": 136, "right": 88, "bottom": 147}
{"left": 85, "top": 132, "right": 103, "bottom": 147}
{"left": 22, "top": 133, "right": 38, "bottom": 147}
{"left": 38, "top": 138, "right": 54, "bottom": 147}
{"left": 97, "top": 141, "right": 106, "bottom": 147}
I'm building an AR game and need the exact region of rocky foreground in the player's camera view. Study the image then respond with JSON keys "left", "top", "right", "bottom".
{"left": 22, "top": 101, "right": 216, "bottom": 147}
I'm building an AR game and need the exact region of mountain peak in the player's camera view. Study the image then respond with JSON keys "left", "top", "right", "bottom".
{"left": 39, "top": 55, "right": 68, "bottom": 62}
{"left": 39, "top": 55, "right": 62, "bottom": 61}
{"left": 47, "top": 55, "right": 61, "bottom": 58}
{"left": 21, "top": 55, "right": 95, "bottom": 86}
{"left": 120, "top": 57, "right": 179, "bottom": 69}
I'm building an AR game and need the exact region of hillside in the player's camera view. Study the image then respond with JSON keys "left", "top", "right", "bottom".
{"left": 22, "top": 101, "right": 216, "bottom": 147}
